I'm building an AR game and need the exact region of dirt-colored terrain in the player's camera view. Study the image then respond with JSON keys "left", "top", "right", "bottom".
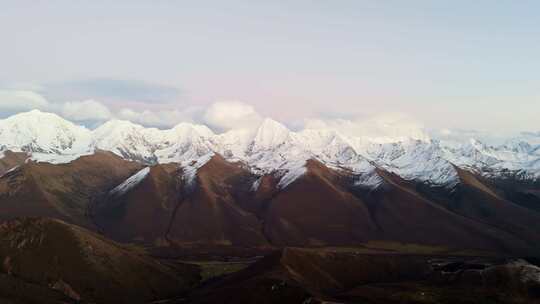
{"left": 0, "top": 217, "right": 199, "bottom": 303}
{"left": 0, "top": 152, "right": 539, "bottom": 302}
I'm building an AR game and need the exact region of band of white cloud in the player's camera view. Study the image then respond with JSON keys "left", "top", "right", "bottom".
{"left": 61, "top": 99, "right": 112, "bottom": 121}
{"left": 0, "top": 90, "right": 112, "bottom": 122}
{"left": 0, "top": 89, "right": 535, "bottom": 145}
{"left": 0, "top": 90, "right": 265, "bottom": 130}
{"left": 117, "top": 108, "right": 199, "bottom": 128}
{"left": 0, "top": 90, "right": 50, "bottom": 111}
{"left": 303, "top": 113, "right": 430, "bottom": 143}
{"left": 203, "top": 101, "right": 262, "bottom": 131}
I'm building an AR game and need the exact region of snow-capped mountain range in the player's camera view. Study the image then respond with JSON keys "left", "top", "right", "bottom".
{"left": 1, "top": 110, "right": 539, "bottom": 188}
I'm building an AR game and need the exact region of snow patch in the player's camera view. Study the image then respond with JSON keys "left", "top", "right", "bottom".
{"left": 181, "top": 153, "right": 214, "bottom": 189}
{"left": 30, "top": 151, "right": 94, "bottom": 164}
{"left": 0, "top": 165, "right": 20, "bottom": 178}
{"left": 251, "top": 177, "right": 262, "bottom": 192}
{"left": 354, "top": 171, "right": 384, "bottom": 189}
{"left": 110, "top": 167, "right": 150, "bottom": 196}
{"left": 277, "top": 165, "right": 307, "bottom": 189}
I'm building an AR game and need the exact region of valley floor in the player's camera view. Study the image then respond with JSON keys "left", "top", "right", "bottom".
{"left": 149, "top": 245, "right": 540, "bottom": 304}
{"left": 0, "top": 217, "right": 539, "bottom": 304}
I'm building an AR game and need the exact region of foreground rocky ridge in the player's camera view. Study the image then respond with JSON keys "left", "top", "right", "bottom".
{"left": 0, "top": 217, "right": 199, "bottom": 303}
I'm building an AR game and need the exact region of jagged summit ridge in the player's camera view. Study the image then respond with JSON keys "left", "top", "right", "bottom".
{"left": 0, "top": 110, "right": 539, "bottom": 187}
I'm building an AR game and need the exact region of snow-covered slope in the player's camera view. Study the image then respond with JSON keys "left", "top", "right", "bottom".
{"left": 361, "top": 139, "right": 460, "bottom": 187}
{"left": 0, "top": 110, "right": 93, "bottom": 163}
{"left": 93, "top": 120, "right": 157, "bottom": 163}
{"left": 0, "top": 110, "right": 92, "bottom": 153}
{"left": 152, "top": 123, "right": 214, "bottom": 164}
{"left": 441, "top": 138, "right": 540, "bottom": 180}
{"left": 1, "top": 110, "right": 539, "bottom": 188}
{"left": 92, "top": 120, "right": 214, "bottom": 164}
{"left": 110, "top": 167, "right": 151, "bottom": 196}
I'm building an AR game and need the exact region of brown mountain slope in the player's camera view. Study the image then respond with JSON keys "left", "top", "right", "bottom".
{"left": 0, "top": 150, "right": 28, "bottom": 175}
{"left": 2, "top": 150, "right": 537, "bottom": 256}
{"left": 0, "top": 217, "right": 199, "bottom": 303}
{"left": 0, "top": 273, "right": 76, "bottom": 304}
{"left": 259, "top": 161, "right": 532, "bottom": 254}
{"left": 0, "top": 151, "right": 142, "bottom": 228}
{"left": 493, "top": 179, "right": 540, "bottom": 213}
{"left": 168, "top": 155, "right": 269, "bottom": 248}
{"left": 95, "top": 163, "right": 183, "bottom": 245}
{"left": 457, "top": 169, "right": 540, "bottom": 241}
{"left": 92, "top": 156, "right": 537, "bottom": 255}
{"left": 93, "top": 154, "right": 269, "bottom": 251}
{"left": 353, "top": 169, "right": 534, "bottom": 254}
{"left": 262, "top": 160, "right": 378, "bottom": 246}
{"left": 417, "top": 168, "right": 540, "bottom": 249}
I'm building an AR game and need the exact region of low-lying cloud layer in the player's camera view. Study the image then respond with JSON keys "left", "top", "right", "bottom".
{"left": 0, "top": 89, "right": 113, "bottom": 122}
{"left": 0, "top": 90, "right": 50, "bottom": 111}
{"left": 0, "top": 89, "right": 537, "bottom": 146}
{"left": 61, "top": 100, "right": 112, "bottom": 122}
{"left": 303, "top": 113, "right": 430, "bottom": 143}
{"left": 0, "top": 89, "right": 264, "bottom": 131}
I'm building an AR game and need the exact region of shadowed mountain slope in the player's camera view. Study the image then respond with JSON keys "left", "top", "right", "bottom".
{"left": 350, "top": 168, "right": 534, "bottom": 254}
{"left": 96, "top": 155, "right": 269, "bottom": 249}
{"left": 0, "top": 149, "right": 537, "bottom": 256}
{"left": 92, "top": 155, "right": 539, "bottom": 255}
{"left": 416, "top": 168, "right": 540, "bottom": 250}
{"left": 95, "top": 163, "right": 183, "bottom": 245}
{"left": 261, "top": 159, "right": 378, "bottom": 246}
{"left": 0, "top": 151, "right": 142, "bottom": 228}
{"left": 167, "top": 155, "right": 269, "bottom": 247}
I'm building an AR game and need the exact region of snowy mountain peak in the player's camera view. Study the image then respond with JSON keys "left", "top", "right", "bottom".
{"left": 0, "top": 110, "right": 539, "bottom": 187}
{"left": 170, "top": 122, "right": 215, "bottom": 138}
{"left": 92, "top": 120, "right": 150, "bottom": 146}
{"left": 251, "top": 118, "right": 291, "bottom": 150}
{"left": 4, "top": 109, "right": 74, "bottom": 126}
{"left": 0, "top": 109, "right": 92, "bottom": 155}
{"left": 469, "top": 138, "right": 485, "bottom": 147}
{"left": 94, "top": 119, "right": 146, "bottom": 132}
{"left": 92, "top": 119, "right": 155, "bottom": 163}
{"left": 16, "top": 109, "right": 44, "bottom": 115}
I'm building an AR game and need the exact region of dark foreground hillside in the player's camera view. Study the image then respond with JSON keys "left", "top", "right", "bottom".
{"left": 0, "top": 217, "right": 539, "bottom": 303}
{"left": 0, "top": 218, "right": 199, "bottom": 303}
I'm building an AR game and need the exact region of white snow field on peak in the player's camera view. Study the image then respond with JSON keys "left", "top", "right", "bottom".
{"left": 0, "top": 109, "right": 539, "bottom": 189}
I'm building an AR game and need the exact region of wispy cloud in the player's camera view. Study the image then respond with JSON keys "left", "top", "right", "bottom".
{"left": 61, "top": 99, "right": 112, "bottom": 122}
{"left": 43, "top": 78, "right": 182, "bottom": 104}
